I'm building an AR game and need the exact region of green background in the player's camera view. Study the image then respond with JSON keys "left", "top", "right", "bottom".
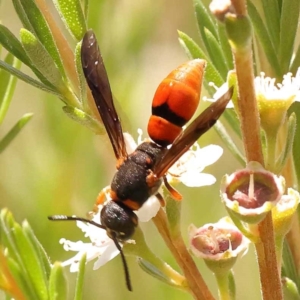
{"left": 0, "top": 0, "right": 260, "bottom": 299}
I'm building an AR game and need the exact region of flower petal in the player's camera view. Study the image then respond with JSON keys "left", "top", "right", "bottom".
{"left": 135, "top": 195, "right": 160, "bottom": 222}
{"left": 180, "top": 172, "right": 216, "bottom": 187}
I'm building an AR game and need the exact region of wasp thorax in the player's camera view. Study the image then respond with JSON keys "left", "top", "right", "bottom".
{"left": 101, "top": 201, "right": 138, "bottom": 241}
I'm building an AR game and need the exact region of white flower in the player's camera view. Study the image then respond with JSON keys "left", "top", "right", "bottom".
{"left": 135, "top": 129, "right": 223, "bottom": 187}
{"left": 255, "top": 69, "right": 300, "bottom": 103}
{"left": 167, "top": 143, "right": 223, "bottom": 187}
{"left": 60, "top": 189, "right": 160, "bottom": 272}
{"left": 206, "top": 68, "right": 300, "bottom": 108}
{"left": 205, "top": 81, "right": 234, "bottom": 108}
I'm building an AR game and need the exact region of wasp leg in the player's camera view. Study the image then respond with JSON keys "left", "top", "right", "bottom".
{"left": 155, "top": 192, "right": 166, "bottom": 207}
{"left": 163, "top": 176, "right": 182, "bottom": 201}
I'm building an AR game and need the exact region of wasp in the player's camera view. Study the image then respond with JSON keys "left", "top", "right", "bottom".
{"left": 49, "top": 30, "right": 233, "bottom": 291}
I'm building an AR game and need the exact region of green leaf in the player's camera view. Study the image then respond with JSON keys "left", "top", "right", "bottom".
{"left": 0, "top": 113, "right": 33, "bottom": 154}
{"left": 282, "top": 240, "right": 300, "bottom": 291}
{"left": 0, "top": 210, "right": 40, "bottom": 300}
{"left": 63, "top": 106, "right": 105, "bottom": 134}
{"left": 124, "top": 227, "right": 187, "bottom": 290}
{"left": 290, "top": 45, "right": 300, "bottom": 75}
{"left": 0, "top": 24, "right": 31, "bottom": 66}
{"left": 74, "top": 253, "right": 86, "bottom": 300}
{"left": 0, "top": 59, "right": 61, "bottom": 97}
{"left": 74, "top": 41, "right": 86, "bottom": 105}
{"left": 11, "top": 222, "right": 48, "bottom": 300}
{"left": 49, "top": 262, "right": 68, "bottom": 300}
{"left": 247, "top": 0, "right": 282, "bottom": 78}
{"left": 261, "top": 0, "right": 280, "bottom": 49}
{"left": 12, "top": 0, "right": 35, "bottom": 32}
{"left": 6, "top": 256, "right": 38, "bottom": 300}
{"left": 203, "top": 28, "right": 228, "bottom": 80}
{"left": 0, "top": 25, "right": 57, "bottom": 87}
{"left": 0, "top": 53, "right": 21, "bottom": 125}
{"left": 214, "top": 120, "right": 245, "bottom": 166}
{"left": 20, "top": 28, "right": 65, "bottom": 89}
{"left": 17, "top": 0, "right": 67, "bottom": 79}
{"left": 53, "top": 0, "right": 87, "bottom": 41}
{"left": 279, "top": 0, "right": 300, "bottom": 73}
{"left": 217, "top": 23, "right": 234, "bottom": 70}
{"left": 23, "top": 221, "right": 51, "bottom": 280}
{"left": 193, "top": 0, "right": 218, "bottom": 39}
{"left": 275, "top": 113, "right": 296, "bottom": 173}
{"left": 138, "top": 258, "right": 186, "bottom": 290}
{"left": 178, "top": 31, "right": 224, "bottom": 89}
{"left": 82, "top": 0, "right": 89, "bottom": 19}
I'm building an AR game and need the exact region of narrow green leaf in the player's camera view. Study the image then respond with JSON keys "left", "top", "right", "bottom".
{"left": 203, "top": 28, "right": 228, "bottom": 80}
{"left": 193, "top": 0, "right": 218, "bottom": 39}
{"left": 74, "top": 41, "right": 85, "bottom": 105}
{"left": 53, "top": 0, "right": 87, "bottom": 41}
{"left": 11, "top": 222, "right": 48, "bottom": 300}
{"left": 290, "top": 45, "right": 300, "bottom": 74}
{"left": 291, "top": 102, "right": 300, "bottom": 187}
{"left": 0, "top": 210, "right": 20, "bottom": 263}
{"left": 20, "top": 29, "right": 65, "bottom": 89}
{"left": 0, "top": 54, "right": 21, "bottom": 125}
{"left": 6, "top": 257, "right": 38, "bottom": 300}
{"left": 49, "top": 262, "right": 68, "bottom": 300}
{"left": 178, "top": 31, "right": 224, "bottom": 89}
{"left": 261, "top": 0, "right": 280, "bottom": 49}
{"left": 279, "top": 0, "right": 300, "bottom": 73}
{"left": 275, "top": 113, "right": 296, "bottom": 173}
{"left": 0, "top": 113, "right": 33, "bottom": 154}
{"left": 82, "top": 0, "right": 89, "bottom": 19}
{"left": 63, "top": 106, "right": 105, "bottom": 134}
{"left": 247, "top": 0, "right": 282, "bottom": 78}
{"left": 12, "top": 0, "right": 35, "bottom": 32}
{"left": 0, "top": 24, "right": 31, "bottom": 66}
{"left": 138, "top": 258, "right": 186, "bottom": 290}
{"left": 0, "top": 59, "right": 62, "bottom": 97}
{"left": 0, "top": 25, "right": 57, "bottom": 87}
{"left": 214, "top": 120, "right": 245, "bottom": 166}
{"left": 23, "top": 221, "right": 51, "bottom": 280}
{"left": 18, "top": 0, "right": 67, "bottom": 79}
{"left": 282, "top": 240, "right": 300, "bottom": 291}
{"left": 74, "top": 253, "right": 86, "bottom": 300}
{"left": 217, "top": 22, "right": 234, "bottom": 70}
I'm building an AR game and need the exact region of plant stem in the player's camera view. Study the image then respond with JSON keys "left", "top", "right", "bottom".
{"left": 215, "top": 271, "right": 234, "bottom": 300}
{"left": 153, "top": 208, "right": 215, "bottom": 300}
{"left": 229, "top": 0, "right": 282, "bottom": 298}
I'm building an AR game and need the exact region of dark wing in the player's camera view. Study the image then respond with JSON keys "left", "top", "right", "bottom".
{"left": 81, "top": 30, "right": 127, "bottom": 160}
{"left": 153, "top": 87, "right": 233, "bottom": 178}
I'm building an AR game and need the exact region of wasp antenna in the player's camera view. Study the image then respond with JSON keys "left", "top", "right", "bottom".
{"left": 111, "top": 236, "right": 132, "bottom": 292}
{"left": 48, "top": 215, "right": 106, "bottom": 231}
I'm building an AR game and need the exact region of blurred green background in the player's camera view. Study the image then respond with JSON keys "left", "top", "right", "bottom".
{"left": 0, "top": 0, "right": 260, "bottom": 299}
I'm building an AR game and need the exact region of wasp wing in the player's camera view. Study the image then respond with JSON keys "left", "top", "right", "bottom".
{"left": 153, "top": 87, "right": 233, "bottom": 178}
{"left": 81, "top": 30, "right": 127, "bottom": 160}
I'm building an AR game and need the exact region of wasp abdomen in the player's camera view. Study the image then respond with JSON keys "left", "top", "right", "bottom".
{"left": 147, "top": 59, "right": 206, "bottom": 147}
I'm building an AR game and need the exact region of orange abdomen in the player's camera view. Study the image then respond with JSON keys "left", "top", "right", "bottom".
{"left": 147, "top": 59, "right": 206, "bottom": 147}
